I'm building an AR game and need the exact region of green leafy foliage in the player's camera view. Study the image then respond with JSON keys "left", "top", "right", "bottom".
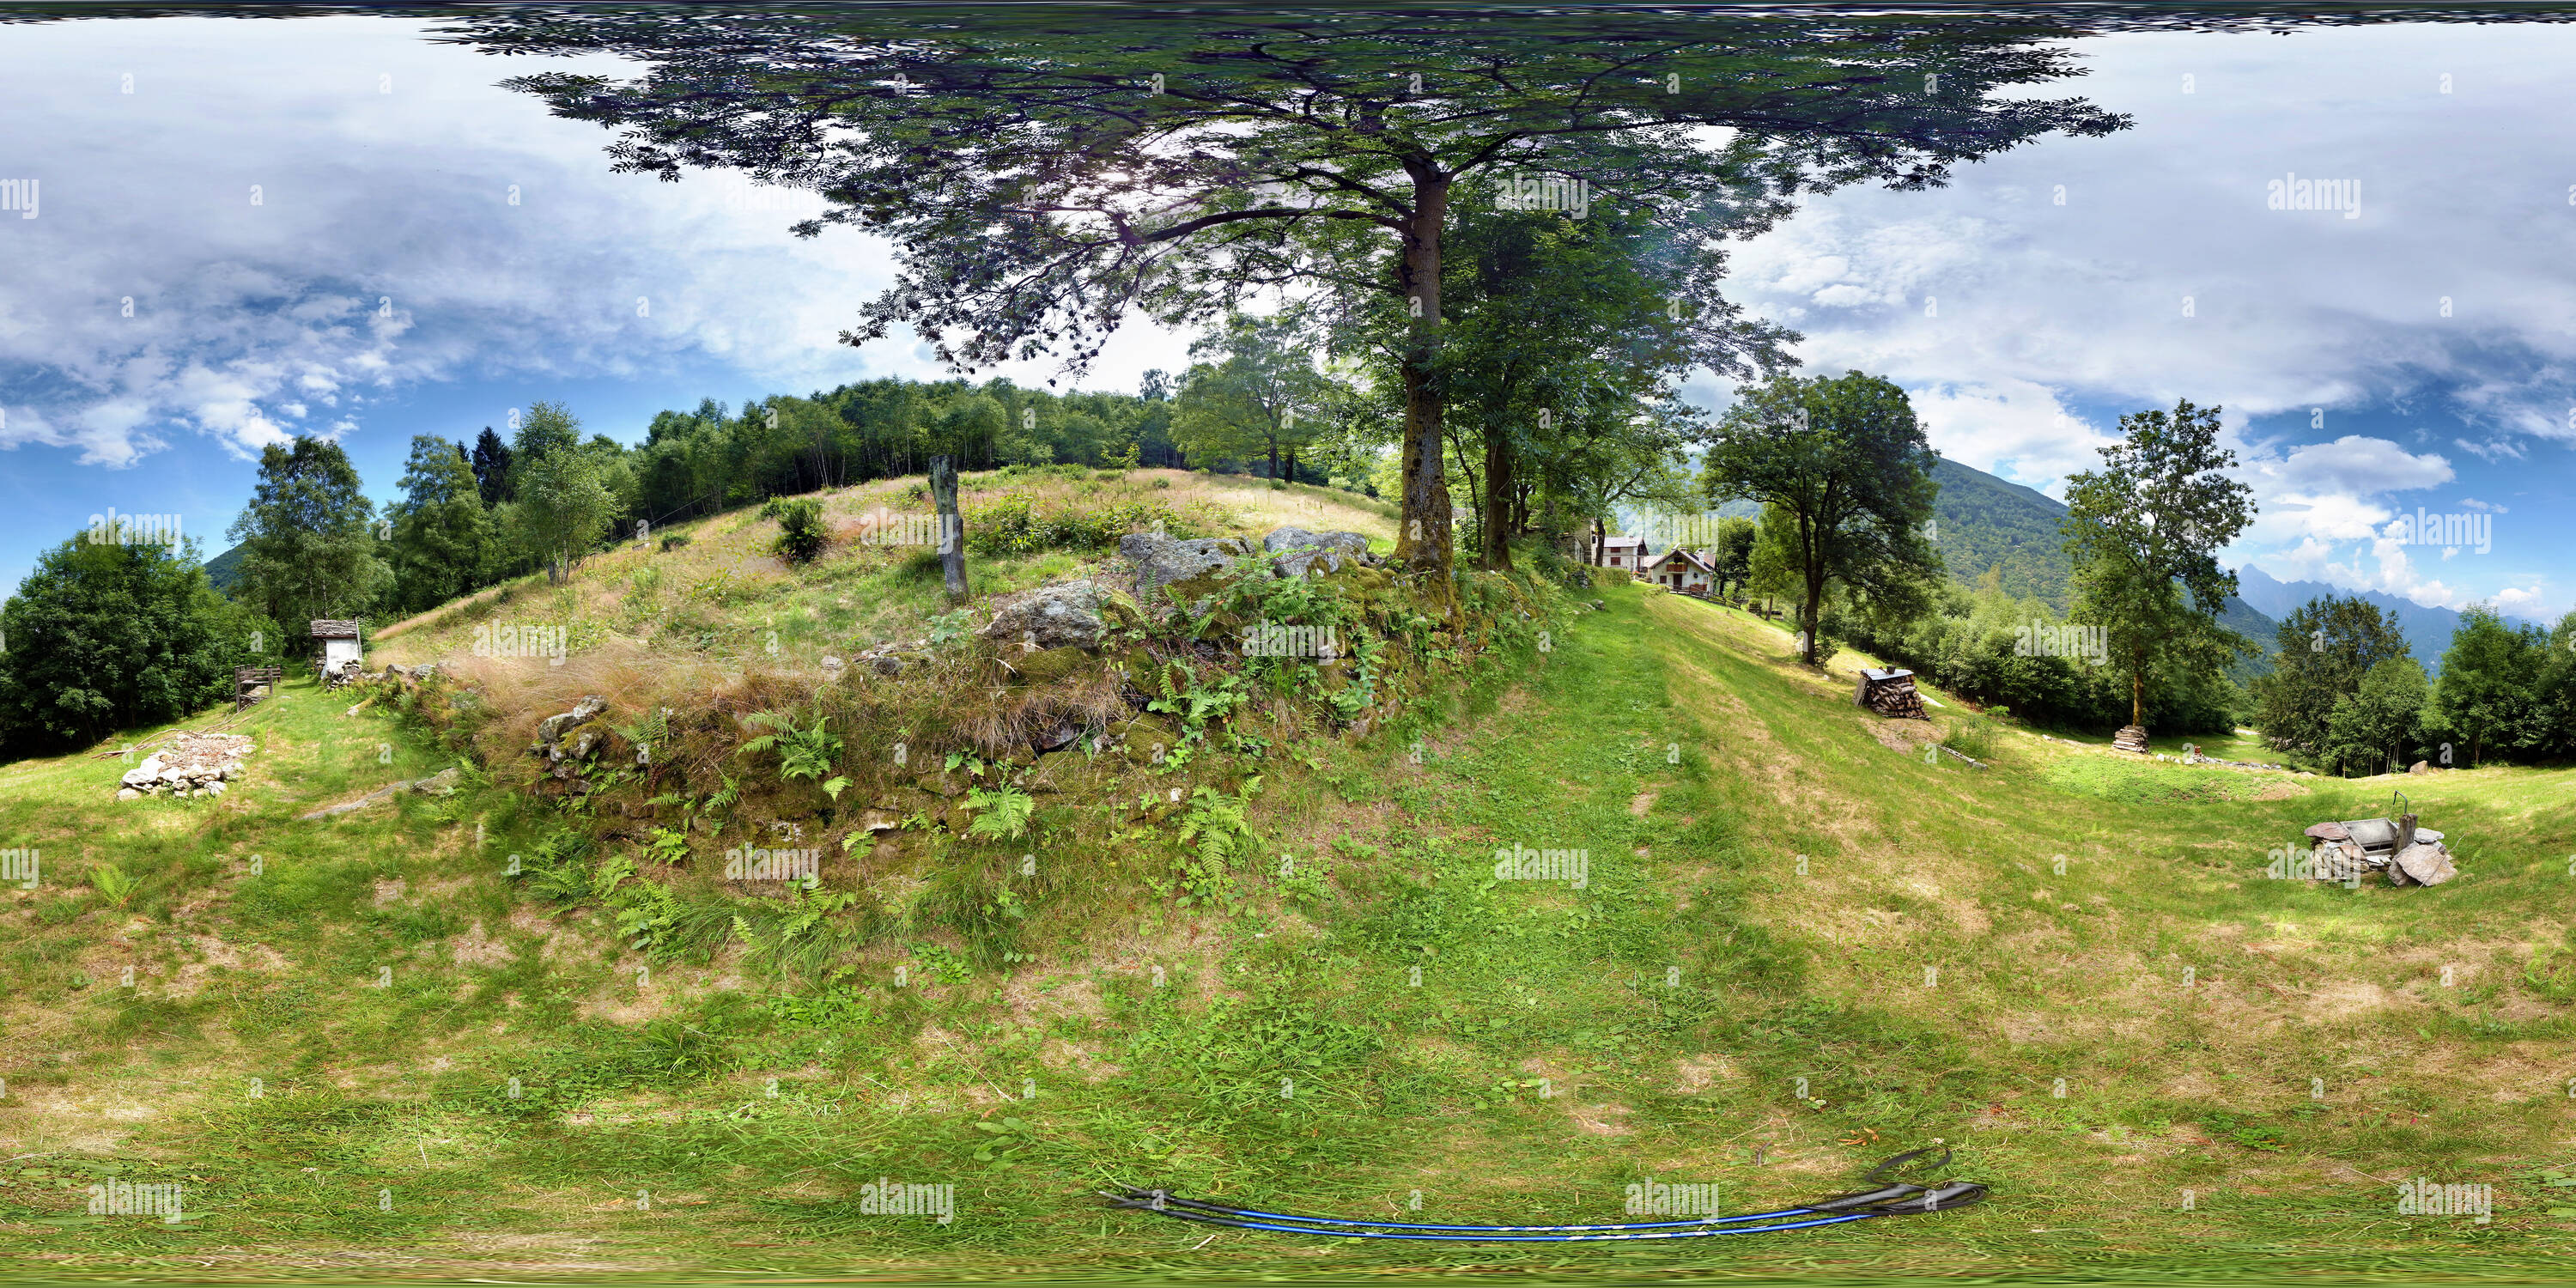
{"left": 963, "top": 495, "right": 1208, "bottom": 556}
{"left": 1168, "top": 781, "right": 1260, "bottom": 910}
{"left": 0, "top": 536, "right": 269, "bottom": 756}
{"left": 739, "top": 711, "right": 843, "bottom": 784}
{"left": 1146, "top": 659, "right": 1248, "bottom": 742}
{"left": 2201, "top": 1111, "right": 2286, "bottom": 1151}
{"left": 963, "top": 784, "right": 1035, "bottom": 841}
{"left": 89, "top": 863, "right": 142, "bottom": 909}
{"left": 760, "top": 495, "right": 830, "bottom": 563}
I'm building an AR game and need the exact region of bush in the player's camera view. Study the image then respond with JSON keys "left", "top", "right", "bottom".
{"left": 759, "top": 496, "right": 829, "bottom": 564}
{"left": 963, "top": 495, "right": 1211, "bottom": 557}
{"left": 659, "top": 533, "right": 691, "bottom": 552}
{"left": 1151, "top": 478, "right": 1173, "bottom": 489}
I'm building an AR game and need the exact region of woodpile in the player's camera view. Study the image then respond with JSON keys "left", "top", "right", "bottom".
{"left": 1855, "top": 667, "right": 1929, "bottom": 720}
{"left": 2111, "top": 725, "right": 2151, "bottom": 754}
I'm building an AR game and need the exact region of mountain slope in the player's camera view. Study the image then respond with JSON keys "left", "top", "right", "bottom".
{"left": 204, "top": 540, "right": 246, "bottom": 593}
{"left": 2230, "top": 563, "right": 2543, "bottom": 677}
{"left": 1928, "top": 455, "right": 2076, "bottom": 608}
{"left": 1929, "top": 456, "right": 2278, "bottom": 671}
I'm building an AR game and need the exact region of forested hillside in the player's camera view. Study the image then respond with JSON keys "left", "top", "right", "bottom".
{"left": 1928, "top": 455, "right": 2278, "bottom": 668}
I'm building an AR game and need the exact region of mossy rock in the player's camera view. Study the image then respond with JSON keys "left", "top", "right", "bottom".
{"left": 1157, "top": 570, "right": 1237, "bottom": 617}
{"left": 1115, "top": 714, "right": 1180, "bottom": 762}
{"left": 551, "top": 718, "right": 616, "bottom": 763}
{"left": 1109, "top": 645, "right": 1158, "bottom": 683}
{"left": 1009, "top": 645, "right": 1095, "bottom": 687}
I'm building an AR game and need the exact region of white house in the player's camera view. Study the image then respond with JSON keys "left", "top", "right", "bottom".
{"left": 1593, "top": 534, "right": 1648, "bottom": 572}
{"left": 1642, "top": 548, "right": 1716, "bottom": 594}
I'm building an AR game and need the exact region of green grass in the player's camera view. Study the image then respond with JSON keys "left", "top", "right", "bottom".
{"left": 3, "top": 568, "right": 2573, "bottom": 1281}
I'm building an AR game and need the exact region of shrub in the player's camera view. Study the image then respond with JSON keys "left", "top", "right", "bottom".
{"left": 963, "top": 495, "right": 1211, "bottom": 556}
{"left": 1151, "top": 478, "right": 1172, "bottom": 489}
{"left": 759, "top": 495, "right": 829, "bottom": 564}
{"left": 659, "top": 533, "right": 690, "bottom": 551}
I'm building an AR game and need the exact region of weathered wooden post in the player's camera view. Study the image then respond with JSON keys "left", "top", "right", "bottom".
{"left": 928, "top": 455, "right": 967, "bottom": 600}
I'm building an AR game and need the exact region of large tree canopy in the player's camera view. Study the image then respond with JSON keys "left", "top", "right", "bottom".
{"left": 467, "top": 7, "right": 2127, "bottom": 579}
{"left": 1701, "top": 371, "right": 1943, "bottom": 666}
{"left": 0, "top": 537, "right": 268, "bottom": 756}
{"left": 2251, "top": 594, "right": 2411, "bottom": 761}
{"left": 225, "top": 435, "right": 390, "bottom": 634}
{"left": 2062, "top": 400, "right": 2257, "bottom": 732}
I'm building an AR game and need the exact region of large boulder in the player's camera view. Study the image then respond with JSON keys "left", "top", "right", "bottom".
{"left": 1262, "top": 527, "right": 1372, "bottom": 579}
{"left": 1120, "top": 534, "right": 1254, "bottom": 608}
{"left": 983, "top": 579, "right": 1112, "bottom": 652}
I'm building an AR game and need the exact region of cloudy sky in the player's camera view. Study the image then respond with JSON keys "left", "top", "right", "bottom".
{"left": 2, "top": 15, "right": 2572, "bottom": 621}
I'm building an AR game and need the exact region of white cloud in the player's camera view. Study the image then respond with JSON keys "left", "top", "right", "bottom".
{"left": 1902, "top": 379, "right": 2116, "bottom": 495}
{"left": 2253, "top": 435, "right": 2452, "bottom": 498}
{"left": 0, "top": 16, "right": 1200, "bottom": 471}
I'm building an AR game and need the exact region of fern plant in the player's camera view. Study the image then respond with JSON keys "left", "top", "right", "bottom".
{"left": 964, "top": 784, "right": 1036, "bottom": 841}
{"left": 1146, "top": 659, "right": 1248, "bottom": 741}
{"left": 740, "top": 712, "right": 848, "bottom": 798}
{"left": 89, "top": 863, "right": 141, "bottom": 909}
{"left": 1170, "top": 781, "right": 1260, "bottom": 910}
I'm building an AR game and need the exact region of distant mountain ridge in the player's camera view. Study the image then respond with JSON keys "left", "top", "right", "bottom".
{"left": 2231, "top": 564, "right": 2542, "bottom": 677}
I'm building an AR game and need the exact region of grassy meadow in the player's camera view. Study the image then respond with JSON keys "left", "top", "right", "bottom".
{"left": 2, "top": 473, "right": 2573, "bottom": 1283}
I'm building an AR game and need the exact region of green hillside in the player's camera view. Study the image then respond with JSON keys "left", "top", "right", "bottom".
{"left": 202, "top": 540, "right": 246, "bottom": 593}
{"left": 1929, "top": 456, "right": 2075, "bottom": 607}
{"left": 3, "top": 470, "right": 2570, "bottom": 1279}
{"left": 1929, "top": 456, "right": 2276, "bottom": 677}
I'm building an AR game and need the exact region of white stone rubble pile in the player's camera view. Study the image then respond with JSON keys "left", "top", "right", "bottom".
{"left": 117, "top": 731, "right": 255, "bottom": 800}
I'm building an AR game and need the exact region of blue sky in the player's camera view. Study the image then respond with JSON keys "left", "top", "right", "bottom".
{"left": 2, "top": 15, "right": 2571, "bottom": 622}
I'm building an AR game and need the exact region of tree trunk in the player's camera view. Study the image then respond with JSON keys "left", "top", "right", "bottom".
{"left": 929, "top": 454, "right": 967, "bottom": 601}
{"left": 2131, "top": 659, "right": 2145, "bottom": 730}
{"left": 1395, "top": 163, "right": 1453, "bottom": 580}
{"left": 1591, "top": 516, "right": 1606, "bottom": 568}
{"left": 1801, "top": 564, "right": 1826, "bottom": 665}
{"left": 1285, "top": 447, "right": 1297, "bottom": 486}
{"left": 1481, "top": 420, "right": 1513, "bottom": 571}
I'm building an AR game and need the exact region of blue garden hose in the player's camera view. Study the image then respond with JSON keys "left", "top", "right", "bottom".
{"left": 1104, "top": 1145, "right": 1985, "bottom": 1242}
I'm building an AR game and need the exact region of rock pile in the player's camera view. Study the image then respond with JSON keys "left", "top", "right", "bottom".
{"left": 2304, "top": 818, "right": 2459, "bottom": 887}
{"left": 532, "top": 695, "right": 609, "bottom": 777}
{"left": 1117, "top": 526, "right": 1380, "bottom": 610}
{"left": 1120, "top": 533, "right": 1255, "bottom": 607}
{"left": 117, "top": 731, "right": 255, "bottom": 800}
